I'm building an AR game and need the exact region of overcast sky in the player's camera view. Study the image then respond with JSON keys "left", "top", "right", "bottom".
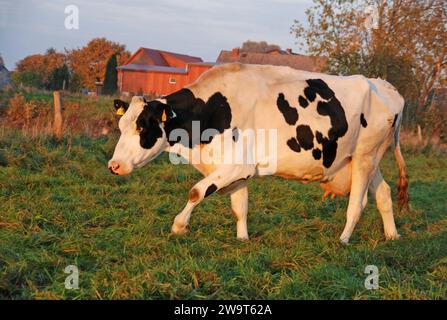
{"left": 0, "top": 0, "right": 312, "bottom": 70}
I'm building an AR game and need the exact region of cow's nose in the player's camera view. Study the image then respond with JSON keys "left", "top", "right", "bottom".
{"left": 108, "top": 161, "right": 120, "bottom": 174}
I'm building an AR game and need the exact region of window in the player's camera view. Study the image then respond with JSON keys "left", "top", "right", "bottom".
{"left": 169, "top": 77, "right": 176, "bottom": 84}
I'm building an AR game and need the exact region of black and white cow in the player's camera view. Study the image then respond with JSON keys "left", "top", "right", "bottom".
{"left": 108, "top": 63, "right": 408, "bottom": 243}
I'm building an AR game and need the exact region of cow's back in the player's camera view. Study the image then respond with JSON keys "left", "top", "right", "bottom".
{"left": 187, "top": 64, "right": 402, "bottom": 181}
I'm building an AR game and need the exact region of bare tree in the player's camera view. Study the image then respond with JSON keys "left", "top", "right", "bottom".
{"left": 292, "top": 0, "right": 447, "bottom": 113}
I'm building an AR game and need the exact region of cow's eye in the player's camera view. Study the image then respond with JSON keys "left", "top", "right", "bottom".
{"left": 136, "top": 126, "right": 142, "bottom": 134}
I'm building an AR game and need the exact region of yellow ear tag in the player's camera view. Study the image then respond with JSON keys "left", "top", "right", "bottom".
{"left": 161, "top": 110, "right": 167, "bottom": 122}
{"left": 116, "top": 107, "right": 125, "bottom": 116}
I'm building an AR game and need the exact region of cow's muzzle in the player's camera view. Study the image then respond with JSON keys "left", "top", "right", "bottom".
{"left": 108, "top": 160, "right": 125, "bottom": 175}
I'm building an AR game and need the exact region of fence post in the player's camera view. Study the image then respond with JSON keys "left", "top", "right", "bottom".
{"left": 53, "top": 91, "right": 63, "bottom": 140}
{"left": 417, "top": 124, "right": 423, "bottom": 144}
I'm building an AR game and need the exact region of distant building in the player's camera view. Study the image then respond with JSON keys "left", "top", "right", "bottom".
{"left": 216, "top": 47, "right": 327, "bottom": 72}
{"left": 0, "top": 56, "right": 11, "bottom": 89}
{"left": 117, "top": 48, "right": 214, "bottom": 96}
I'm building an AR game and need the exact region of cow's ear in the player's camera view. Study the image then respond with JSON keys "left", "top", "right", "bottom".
{"left": 157, "top": 103, "right": 176, "bottom": 123}
{"left": 114, "top": 99, "right": 129, "bottom": 116}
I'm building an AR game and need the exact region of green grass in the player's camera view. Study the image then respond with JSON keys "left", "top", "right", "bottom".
{"left": 0, "top": 131, "right": 445, "bottom": 299}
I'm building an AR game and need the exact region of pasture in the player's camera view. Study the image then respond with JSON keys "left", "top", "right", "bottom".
{"left": 0, "top": 133, "right": 445, "bottom": 299}
{"left": 0, "top": 92, "right": 445, "bottom": 300}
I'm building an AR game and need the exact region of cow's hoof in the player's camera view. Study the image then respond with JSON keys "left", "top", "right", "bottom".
{"left": 339, "top": 236, "right": 350, "bottom": 245}
{"left": 385, "top": 232, "right": 401, "bottom": 241}
{"left": 237, "top": 235, "right": 249, "bottom": 241}
{"left": 171, "top": 224, "right": 188, "bottom": 236}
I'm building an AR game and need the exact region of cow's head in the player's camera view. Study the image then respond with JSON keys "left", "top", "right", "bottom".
{"left": 108, "top": 96, "right": 176, "bottom": 175}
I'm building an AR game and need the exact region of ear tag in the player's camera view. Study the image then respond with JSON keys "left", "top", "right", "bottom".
{"left": 161, "top": 110, "right": 167, "bottom": 122}
{"left": 116, "top": 107, "right": 125, "bottom": 116}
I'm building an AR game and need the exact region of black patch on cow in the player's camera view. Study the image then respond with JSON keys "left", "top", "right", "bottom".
{"left": 298, "top": 95, "right": 309, "bottom": 108}
{"left": 232, "top": 127, "right": 239, "bottom": 142}
{"left": 287, "top": 138, "right": 301, "bottom": 153}
{"left": 205, "top": 184, "right": 218, "bottom": 198}
{"left": 277, "top": 93, "right": 298, "bottom": 125}
{"left": 360, "top": 113, "right": 368, "bottom": 127}
{"left": 315, "top": 131, "right": 324, "bottom": 144}
{"left": 114, "top": 99, "right": 129, "bottom": 112}
{"left": 161, "top": 89, "right": 232, "bottom": 148}
{"left": 306, "top": 79, "right": 335, "bottom": 100}
{"left": 300, "top": 79, "right": 348, "bottom": 168}
{"left": 316, "top": 134, "right": 338, "bottom": 168}
{"left": 392, "top": 114, "right": 398, "bottom": 127}
{"left": 312, "top": 148, "right": 322, "bottom": 160}
{"left": 296, "top": 125, "right": 314, "bottom": 150}
{"left": 316, "top": 100, "right": 348, "bottom": 141}
{"left": 304, "top": 86, "right": 317, "bottom": 102}
{"left": 136, "top": 104, "right": 164, "bottom": 149}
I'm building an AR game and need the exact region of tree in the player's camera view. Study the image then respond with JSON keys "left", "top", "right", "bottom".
{"left": 15, "top": 48, "right": 66, "bottom": 89}
{"left": 291, "top": 0, "right": 447, "bottom": 113}
{"left": 103, "top": 54, "right": 118, "bottom": 95}
{"left": 67, "top": 38, "right": 130, "bottom": 90}
{"left": 48, "top": 64, "right": 70, "bottom": 90}
{"left": 241, "top": 40, "right": 281, "bottom": 53}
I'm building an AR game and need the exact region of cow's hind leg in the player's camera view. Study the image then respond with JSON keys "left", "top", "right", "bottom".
{"left": 339, "top": 155, "right": 375, "bottom": 244}
{"left": 369, "top": 169, "right": 400, "bottom": 240}
{"left": 171, "top": 166, "right": 254, "bottom": 236}
{"left": 230, "top": 183, "right": 249, "bottom": 240}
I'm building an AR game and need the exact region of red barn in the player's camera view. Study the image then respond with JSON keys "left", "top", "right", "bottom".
{"left": 117, "top": 47, "right": 214, "bottom": 96}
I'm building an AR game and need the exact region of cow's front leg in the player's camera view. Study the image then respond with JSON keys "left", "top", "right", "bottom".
{"left": 230, "top": 182, "right": 249, "bottom": 240}
{"left": 171, "top": 167, "right": 253, "bottom": 236}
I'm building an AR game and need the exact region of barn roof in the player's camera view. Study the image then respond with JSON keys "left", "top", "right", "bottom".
{"left": 118, "top": 64, "right": 187, "bottom": 74}
{"left": 122, "top": 47, "right": 203, "bottom": 68}
{"left": 216, "top": 48, "right": 327, "bottom": 72}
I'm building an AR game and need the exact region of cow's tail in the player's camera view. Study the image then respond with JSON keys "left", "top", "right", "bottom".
{"left": 393, "top": 114, "right": 409, "bottom": 210}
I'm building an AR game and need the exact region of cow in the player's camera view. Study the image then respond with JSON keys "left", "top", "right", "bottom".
{"left": 108, "top": 63, "right": 408, "bottom": 244}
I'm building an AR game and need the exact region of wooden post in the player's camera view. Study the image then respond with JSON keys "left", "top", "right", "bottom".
{"left": 417, "top": 124, "right": 424, "bottom": 145}
{"left": 53, "top": 91, "right": 63, "bottom": 140}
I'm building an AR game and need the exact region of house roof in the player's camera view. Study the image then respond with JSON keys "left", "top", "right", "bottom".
{"left": 216, "top": 49, "right": 327, "bottom": 72}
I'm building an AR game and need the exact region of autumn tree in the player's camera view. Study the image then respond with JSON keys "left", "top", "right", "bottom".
{"left": 103, "top": 54, "right": 118, "bottom": 95}
{"left": 67, "top": 38, "right": 130, "bottom": 90}
{"left": 291, "top": 0, "right": 447, "bottom": 115}
{"left": 15, "top": 48, "right": 66, "bottom": 89}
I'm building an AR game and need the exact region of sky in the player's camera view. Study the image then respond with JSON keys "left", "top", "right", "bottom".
{"left": 0, "top": 0, "right": 312, "bottom": 70}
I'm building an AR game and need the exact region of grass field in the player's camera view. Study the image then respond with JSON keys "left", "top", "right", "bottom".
{"left": 0, "top": 129, "right": 446, "bottom": 300}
